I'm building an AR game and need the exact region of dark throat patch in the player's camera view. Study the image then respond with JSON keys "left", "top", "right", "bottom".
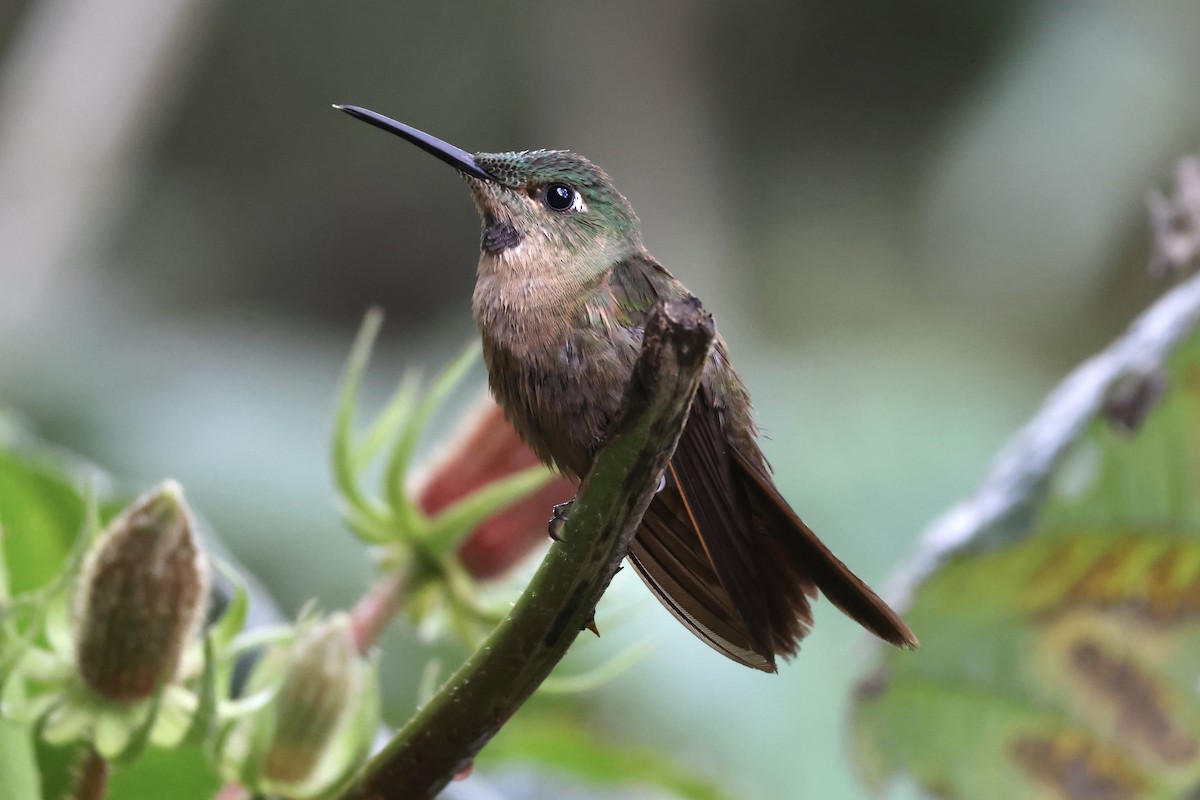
{"left": 481, "top": 219, "right": 523, "bottom": 253}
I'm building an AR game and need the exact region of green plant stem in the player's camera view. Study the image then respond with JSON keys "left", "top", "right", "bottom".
{"left": 337, "top": 298, "right": 715, "bottom": 800}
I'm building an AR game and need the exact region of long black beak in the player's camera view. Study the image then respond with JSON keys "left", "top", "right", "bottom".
{"left": 334, "top": 104, "right": 495, "bottom": 181}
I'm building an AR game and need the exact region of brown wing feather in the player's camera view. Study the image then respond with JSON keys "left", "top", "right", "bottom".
{"left": 665, "top": 399, "right": 780, "bottom": 653}
{"left": 627, "top": 384, "right": 794, "bottom": 670}
{"left": 629, "top": 486, "right": 775, "bottom": 671}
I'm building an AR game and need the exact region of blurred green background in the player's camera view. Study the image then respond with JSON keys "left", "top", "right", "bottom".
{"left": 1, "top": 0, "right": 1197, "bottom": 797}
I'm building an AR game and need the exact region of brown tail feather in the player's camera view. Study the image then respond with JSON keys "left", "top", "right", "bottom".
{"left": 731, "top": 451, "right": 919, "bottom": 649}
{"left": 626, "top": 380, "right": 915, "bottom": 669}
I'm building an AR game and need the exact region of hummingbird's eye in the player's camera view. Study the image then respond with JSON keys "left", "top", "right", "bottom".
{"left": 543, "top": 183, "right": 576, "bottom": 212}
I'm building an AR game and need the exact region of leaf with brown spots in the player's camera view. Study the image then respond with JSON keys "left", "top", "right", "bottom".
{"left": 853, "top": 268, "right": 1200, "bottom": 799}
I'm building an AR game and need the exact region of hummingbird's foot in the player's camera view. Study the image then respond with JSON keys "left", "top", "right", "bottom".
{"left": 583, "top": 615, "right": 600, "bottom": 637}
{"left": 547, "top": 500, "right": 574, "bottom": 542}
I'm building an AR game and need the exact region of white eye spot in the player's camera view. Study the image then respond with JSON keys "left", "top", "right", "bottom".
{"left": 570, "top": 192, "right": 588, "bottom": 213}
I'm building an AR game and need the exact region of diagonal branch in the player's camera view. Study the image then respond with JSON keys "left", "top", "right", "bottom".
{"left": 337, "top": 297, "right": 715, "bottom": 800}
{"left": 889, "top": 233, "right": 1200, "bottom": 602}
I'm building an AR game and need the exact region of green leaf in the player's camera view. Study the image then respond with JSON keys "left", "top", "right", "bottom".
{"left": 0, "top": 718, "right": 41, "bottom": 800}
{"left": 381, "top": 340, "right": 479, "bottom": 524}
{"left": 0, "top": 525, "right": 10, "bottom": 605}
{"left": 209, "top": 560, "right": 249, "bottom": 650}
{"left": 480, "top": 710, "right": 729, "bottom": 800}
{"left": 0, "top": 449, "right": 85, "bottom": 595}
{"left": 425, "top": 465, "right": 552, "bottom": 553}
{"left": 183, "top": 639, "right": 219, "bottom": 747}
{"left": 107, "top": 744, "right": 222, "bottom": 800}
{"left": 853, "top": 275, "right": 1200, "bottom": 798}
{"left": 331, "top": 307, "right": 388, "bottom": 527}
{"left": 354, "top": 375, "right": 419, "bottom": 474}
{"left": 33, "top": 737, "right": 81, "bottom": 800}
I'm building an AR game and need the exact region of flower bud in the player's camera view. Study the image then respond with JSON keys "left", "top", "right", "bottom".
{"left": 415, "top": 397, "right": 575, "bottom": 579}
{"left": 75, "top": 480, "right": 208, "bottom": 701}
{"left": 222, "top": 613, "right": 379, "bottom": 799}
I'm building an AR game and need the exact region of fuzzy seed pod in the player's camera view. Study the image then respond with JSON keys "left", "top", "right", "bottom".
{"left": 220, "top": 613, "right": 379, "bottom": 799}
{"left": 75, "top": 481, "right": 208, "bottom": 702}
{"left": 263, "top": 616, "right": 360, "bottom": 784}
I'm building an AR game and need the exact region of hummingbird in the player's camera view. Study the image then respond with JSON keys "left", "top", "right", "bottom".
{"left": 336, "top": 105, "right": 918, "bottom": 671}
